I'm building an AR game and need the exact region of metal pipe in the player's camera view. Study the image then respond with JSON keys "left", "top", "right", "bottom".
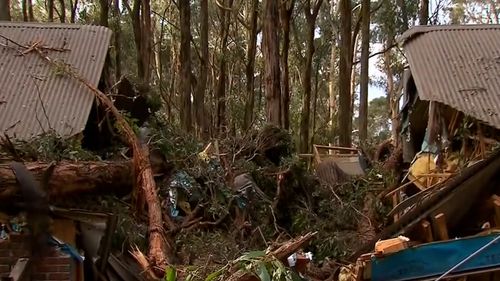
{"left": 435, "top": 234, "right": 500, "bottom": 280}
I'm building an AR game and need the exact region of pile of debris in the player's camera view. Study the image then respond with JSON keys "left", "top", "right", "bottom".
{"left": 345, "top": 25, "right": 500, "bottom": 281}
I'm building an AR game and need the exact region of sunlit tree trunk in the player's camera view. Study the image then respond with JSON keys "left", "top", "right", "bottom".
{"left": 215, "top": 0, "right": 234, "bottom": 134}
{"left": 69, "top": 0, "right": 77, "bottom": 23}
{"left": 280, "top": 0, "right": 294, "bottom": 130}
{"left": 48, "top": 0, "right": 54, "bottom": 22}
{"left": 359, "top": 0, "right": 370, "bottom": 143}
{"left": 300, "top": 0, "right": 323, "bottom": 153}
{"left": 263, "top": 0, "right": 282, "bottom": 127}
{"left": 419, "top": 0, "right": 429, "bottom": 24}
{"left": 59, "top": 0, "right": 66, "bottom": 22}
{"left": 243, "top": 0, "right": 259, "bottom": 131}
{"left": 179, "top": 0, "right": 193, "bottom": 132}
{"left": 195, "top": 0, "right": 209, "bottom": 136}
{"left": 338, "top": 0, "right": 352, "bottom": 147}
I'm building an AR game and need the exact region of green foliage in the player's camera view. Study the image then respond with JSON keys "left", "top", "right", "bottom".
{"left": 1, "top": 132, "right": 98, "bottom": 161}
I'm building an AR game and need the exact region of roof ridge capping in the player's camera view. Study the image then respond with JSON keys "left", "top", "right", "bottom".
{"left": 398, "top": 24, "right": 500, "bottom": 46}
{"left": 0, "top": 21, "right": 112, "bottom": 32}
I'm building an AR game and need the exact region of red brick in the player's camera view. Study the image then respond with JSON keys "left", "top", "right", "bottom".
{"left": 47, "top": 272, "right": 70, "bottom": 280}
{"left": 42, "top": 257, "right": 71, "bottom": 265}
{"left": 0, "top": 241, "right": 8, "bottom": 249}
{"left": 8, "top": 234, "right": 28, "bottom": 243}
{"left": 35, "top": 264, "right": 70, "bottom": 273}
{"left": 0, "top": 249, "right": 12, "bottom": 257}
{"left": 31, "top": 273, "right": 48, "bottom": 280}
{"left": 0, "top": 265, "right": 9, "bottom": 273}
{"left": 0, "top": 256, "right": 15, "bottom": 265}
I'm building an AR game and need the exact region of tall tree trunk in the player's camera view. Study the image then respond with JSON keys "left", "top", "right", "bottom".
{"left": 329, "top": 0, "right": 339, "bottom": 144}
{"left": 358, "top": 0, "right": 370, "bottom": 143}
{"left": 280, "top": 0, "right": 294, "bottom": 130}
{"left": 338, "top": 0, "right": 352, "bottom": 147}
{"left": 419, "top": 0, "right": 429, "bottom": 25}
{"left": 179, "top": 0, "right": 193, "bottom": 132}
{"left": 48, "top": 0, "right": 54, "bottom": 22}
{"left": 383, "top": 38, "right": 397, "bottom": 143}
{"left": 263, "top": 0, "right": 282, "bottom": 127}
{"left": 0, "top": 0, "right": 11, "bottom": 21}
{"left": 27, "top": 0, "right": 34, "bottom": 21}
{"left": 141, "top": 0, "right": 152, "bottom": 83}
{"left": 69, "top": 0, "right": 77, "bottom": 23}
{"left": 195, "top": 0, "right": 209, "bottom": 137}
{"left": 59, "top": 0, "right": 66, "bottom": 22}
{"left": 114, "top": 0, "right": 122, "bottom": 78}
{"left": 99, "top": 0, "right": 109, "bottom": 26}
{"left": 215, "top": 0, "right": 234, "bottom": 134}
{"left": 22, "top": 0, "right": 28, "bottom": 21}
{"left": 300, "top": 0, "right": 323, "bottom": 153}
{"left": 243, "top": 0, "right": 259, "bottom": 131}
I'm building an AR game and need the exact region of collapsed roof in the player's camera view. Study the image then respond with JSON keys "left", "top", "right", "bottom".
{"left": 400, "top": 24, "right": 500, "bottom": 130}
{"left": 0, "top": 22, "right": 112, "bottom": 140}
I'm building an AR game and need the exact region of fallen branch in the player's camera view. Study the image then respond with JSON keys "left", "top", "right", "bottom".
{"left": 30, "top": 44, "right": 170, "bottom": 276}
{"left": 0, "top": 161, "right": 133, "bottom": 199}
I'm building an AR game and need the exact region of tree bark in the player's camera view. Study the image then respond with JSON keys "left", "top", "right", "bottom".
{"left": 0, "top": 161, "right": 134, "bottom": 200}
{"left": 263, "top": 0, "right": 282, "bottom": 127}
{"left": 0, "top": 0, "right": 11, "bottom": 21}
{"left": 47, "top": 0, "right": 54, "bottom": 22}
{"left": 243, "top": 0, "right": 259, "bottom": 131}
{"left": 338, "top": 0, "right": 352, "bottom": 147}
{"left": 195, "top": 0, "right": 209, "bottom": 137}
{"left": 179, "top": 0, "right": 193, "bottom": 132}
{"left": 99, "top": 0, "right": 109, "bottom": 26}
{"left": 69, "top": 0, "right": 77, "bottom": 23}
{"left": 358, "top": 0, "right": 370, "bottom": 143}
{"left": 215, "top": 0, "right": 234, "bottom": 135}
{"left": 280, "top": 0, "right": 294, "bottom": 130}
{"left": 300, "top": 0, "right": 323, "bottom": 153}
{"left": 58, "top": 0, "right": 66, "bottom": 22}
{"left": 141, "top": 0, "right": 152, "bottom": 83}
{"left": 22, "top": 0, "right": 28, "bottom": 21}
{"left": 419, "top": 0, "right": 429, "bottom": 25}
{"left": 113, "top": 0, "right": 122, "bottom": 78}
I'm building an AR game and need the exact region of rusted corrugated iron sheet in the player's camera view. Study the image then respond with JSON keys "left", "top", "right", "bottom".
{"left": 400, "top": 25, "right": 500, "bottom": 130}
{"left": 0, "top": 22, "right": 112, "bottom": 140}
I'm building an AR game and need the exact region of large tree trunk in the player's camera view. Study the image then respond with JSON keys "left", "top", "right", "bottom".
{"left": 27, "top": 0, "right": 34, "bottom": 21}
{"left": 263, "top": 0, "right": 282, "bottom": 127}
{"left": 280, "top": 0, "right": 294, "bottom": 130}
{"left": 0, "top": 0, "right": 11, "bottom": 21}
{"left": 215, "top": 0, "right": 234, "bottom": 135}
{"left": 99, "top": 0, "right": 109, "bottom": 26}
{"left": 0, "top": 161, "right": 134, "bottom": 200}
{"left": 113, "top": 0, "right": 122, "bottom": 78}
{"left": 419, "top": 0, "right": 429, "bottom": 25}
{"left": 179, "top": 0, "right": 193, "bottom": 132}
{"left": 69, "top": 0, "right": 77, "bottom": 23}
{"left": 358, "top": 0, "right": 370, "bottom": 143}
{"left": 141, "top": 0, "right": 152, "bottom": 83}
{"left": 243, "top": 0, "right": 259, "bottom": 131}
{"left": 338, "top": 0, "right": 352, "bottom": 147}
{"left": 195, "top": 0, "right": 209, "bottom": 137}
{"left": 47, "top": 0, "right": 54, "bottom": 22}
{"left": 22, "top": 0, "right": 28, "bottom": 21}
{"left": 58, "top": 0, "right": 66, "bottom": 22}
{"left": 300, "top": 0, "right": 323, "bottom": 153}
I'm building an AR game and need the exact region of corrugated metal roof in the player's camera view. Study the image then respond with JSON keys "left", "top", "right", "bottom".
{"left": 0, "top": 22, "right": 112, "bottom": 140}
{"left": 400, "top": 24, "right": 500, "bottom": 130}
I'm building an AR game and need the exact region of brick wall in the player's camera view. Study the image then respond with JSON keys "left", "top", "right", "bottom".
{"left": 0, "top": 234, "right": 74, "bottom": 281}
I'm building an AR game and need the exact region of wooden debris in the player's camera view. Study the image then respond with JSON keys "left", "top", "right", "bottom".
{"left": 7, "top": 258, "right": 31, "bottom": 281}
{"left": 420, "top": 220, "right": 434, "bottom": 243}
{"left": 433, "top": 213, "right": 449, "bottom": 240}
{"left": 374, "top": 236, "right": 409, "bottom": 255}
{"left": 0, "top": 161, "right": 133, "bottom": 199}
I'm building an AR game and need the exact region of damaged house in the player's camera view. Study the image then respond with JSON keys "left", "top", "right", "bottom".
{"left": 349, "top": 25, "right": 500, "bottom": 281}
{"left": 0, "top": 22, "right": 151, "bottom": 281}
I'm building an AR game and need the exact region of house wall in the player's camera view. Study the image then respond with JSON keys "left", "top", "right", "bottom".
{"left": 0, "top": 234, "right": 74, "bottom": 281}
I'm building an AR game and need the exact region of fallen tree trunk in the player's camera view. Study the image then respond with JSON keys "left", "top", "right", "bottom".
{"left": 0, "top": 161, "right": 133, "bottom": 199}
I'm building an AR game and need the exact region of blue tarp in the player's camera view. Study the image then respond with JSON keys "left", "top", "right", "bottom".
{"left": 372, "top": 233, "right": 500, "bottom": 281}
